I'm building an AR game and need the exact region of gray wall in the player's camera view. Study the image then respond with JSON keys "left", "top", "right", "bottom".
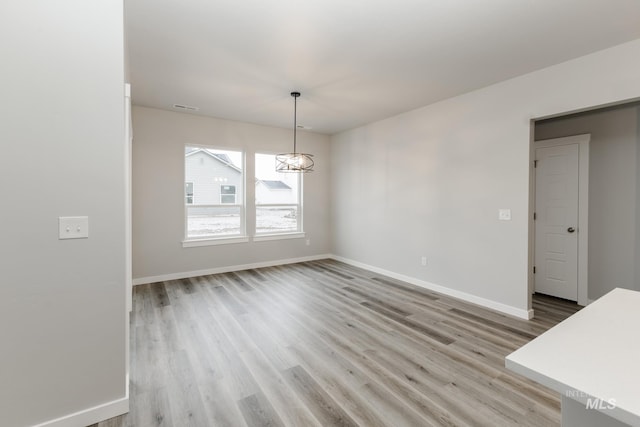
{"left": 0, "top": 2, "right": 127, "bottom": 426}
{"left": 637, "top": 107, "right": 640, "bottom": 292}
{"left": 330, "top": 39, "right": 640, "bottom": 316}
{"left": 535, "top": 105, "right": 640, "bottom": 298}
{"left": 132, "top": 106, "right": 331, "bottom": 280}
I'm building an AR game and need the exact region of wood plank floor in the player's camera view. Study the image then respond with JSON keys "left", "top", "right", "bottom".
{"left": 94, "top": 260, "right": 581, "bottom": 427}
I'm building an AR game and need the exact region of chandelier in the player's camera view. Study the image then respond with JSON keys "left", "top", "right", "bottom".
{"left": 276, "top": 92, "right": 314, "bottom": 172}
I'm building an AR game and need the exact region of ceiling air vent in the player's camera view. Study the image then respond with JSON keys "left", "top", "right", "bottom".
{"left": 172, "top": 104, "right": 199, "bottom": 111}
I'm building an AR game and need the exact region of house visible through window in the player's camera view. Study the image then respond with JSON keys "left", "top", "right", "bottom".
{"left": 255, "top": 153, "right": 302, "bottom": 234}
{"left": 220, "top": 185, "right": 236, "bottom": 204}
{"left": 184, "top": 145, "right": 244, "bottom": 240}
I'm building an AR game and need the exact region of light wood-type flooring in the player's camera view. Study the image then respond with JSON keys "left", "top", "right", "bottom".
{"left": 94, "top": 259, "right": 581, "bottom": 427}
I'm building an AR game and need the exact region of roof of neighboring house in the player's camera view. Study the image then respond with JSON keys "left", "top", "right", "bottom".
{"left": 185, "top": 148, "right": 241, "bottom": 172}
{"left": 258, "top": 180, "right": 291, "bottom": 190}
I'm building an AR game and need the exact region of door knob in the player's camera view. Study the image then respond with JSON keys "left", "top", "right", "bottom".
{"left": 567, "top": 227, "right": 576, "bottom": 233}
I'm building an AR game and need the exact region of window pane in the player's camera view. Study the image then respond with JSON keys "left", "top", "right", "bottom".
{"left": 220, "top": 194, "right": 235, "bottom": 204}
{"left": 185, "top": 182, "right": 193, "bottom": 204}
{"left": 187, "top": 206, "right": 240, "bottom": 238}
{"left": 256, "top": 206, "right": 298, "bottom": 234}
{"left": 185, "top": 146, "right": 243, "bottom": 206}
{"left": 221, "top": 185, "right": 236, "bottom": 195}
{"left": 185, "top": 146, "right": 244, "bottom": 239}
{"left": 255, "top": 153, "right": 299, "bottom": 205}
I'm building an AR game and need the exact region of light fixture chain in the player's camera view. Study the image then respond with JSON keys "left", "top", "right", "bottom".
{"left": 293, "top": 94, "right": 297, "bottom": 154}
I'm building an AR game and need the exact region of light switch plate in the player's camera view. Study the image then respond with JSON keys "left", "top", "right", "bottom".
{"left": 498, "top": 209, "right": 512, "bottom": 221}
{"left": 59, "top": 216, "right": 89, "bottom": 239}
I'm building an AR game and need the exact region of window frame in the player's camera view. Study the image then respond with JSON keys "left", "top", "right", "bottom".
{"left": 183, "top": 144, "right": 247, "bottom": 246}
{"left": 254, "top": 152, "right": 304, "bottom": 240}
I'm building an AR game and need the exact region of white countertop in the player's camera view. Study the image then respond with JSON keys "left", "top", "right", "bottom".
{"left": 506, "top": 288, "right": 640, "bottom": 427}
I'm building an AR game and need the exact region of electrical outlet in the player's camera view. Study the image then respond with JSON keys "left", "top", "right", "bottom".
{"left": 421, "top": 256, "right": 427, "bottom": 266}
{"left": 59, "top": 216, "right": 89, "bottom": 239}
{"left": 305, "top": 239, "right": 311, "bottom": 246}
{"left": 498, "top": 209, "right": 512, "bottom": 221}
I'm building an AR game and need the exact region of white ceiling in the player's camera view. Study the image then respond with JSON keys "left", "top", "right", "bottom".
{"left": 125, "top": 0, "right": 640, "bottom": 134}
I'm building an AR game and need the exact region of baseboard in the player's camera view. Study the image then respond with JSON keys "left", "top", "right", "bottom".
{"left": 32, "top": 392, "right": 129, "bottom": 427}
{"left": 330, "top": 255, "right": 534, "bottom": 320}
{"left": 132, "top": 254, "right": 332, "bottom": 285}
{"left": 133, "top": 253, "right": 532, "bottom": 319}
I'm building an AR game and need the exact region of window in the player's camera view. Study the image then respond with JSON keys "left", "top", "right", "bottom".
{"left": 220, "top": 185, "right": 236, "bottom": 204}
{"left": 185, "top": 182, "right": 193, "bottom": 204}
{"left": 184, "top": 146, "right": 245, "bottom": 241}
{"left": 255, "top": 153, "right": 302, "bottom": 235}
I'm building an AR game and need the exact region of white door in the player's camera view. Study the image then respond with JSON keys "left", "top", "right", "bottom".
{"left": 535, "top": 143, "right": 579, "bottom": 300}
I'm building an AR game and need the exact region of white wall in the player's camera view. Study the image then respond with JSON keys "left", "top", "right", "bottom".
{"left": 132, "top": 106, "right": 331, "bottom": 281}
{"left": 0, "top": 2, "right": 127, "bottom": 426}
{"left": 535, "top": 105, "right": 640, "bottom": 298}
{"left": 330, "top": 39, "right": 640, "bottom": 317}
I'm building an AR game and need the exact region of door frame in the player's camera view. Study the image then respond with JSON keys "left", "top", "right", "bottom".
{"left": 532, "top": 134, "right": 590, "bottom": 306}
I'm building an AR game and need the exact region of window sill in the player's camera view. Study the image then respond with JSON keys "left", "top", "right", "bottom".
{"left": 253, "top": 232, "right": 305, "bottom": 242}
{"left": 182, "top": 236, "right": 249, "bottom": 248}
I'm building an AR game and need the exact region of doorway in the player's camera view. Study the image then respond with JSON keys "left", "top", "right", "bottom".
{"left": 533, "top": 135, "right": 589, "bottom": 305}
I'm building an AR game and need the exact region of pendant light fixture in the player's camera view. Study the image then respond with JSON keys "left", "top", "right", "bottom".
{"left": 276, "top": 91, "right": 314, "bottom": 173}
